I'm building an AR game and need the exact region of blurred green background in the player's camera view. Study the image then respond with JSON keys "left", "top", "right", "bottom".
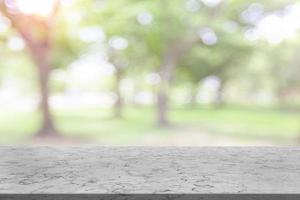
{"left": 0, "top": 0, "right": 300, "bottom": 146}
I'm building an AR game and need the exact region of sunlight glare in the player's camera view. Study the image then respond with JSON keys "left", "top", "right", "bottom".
{"left": 15, "top": 0, "right": 56, "bottom": 16}
{"left": 251, "top": 3, "right": 300, "bottom": 44}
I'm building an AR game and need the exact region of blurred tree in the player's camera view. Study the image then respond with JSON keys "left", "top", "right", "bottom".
{"left": 80, "top": 0, "right": 153, "bottom": 118}
{"left": 0, "top": 0, "right": 60, "bottom": 137}
{"left": 107, "top": 46, "right": 128, "bottom": 118}
{"left": 139, "top": 0, "right": 211, "bottom": 126}
{"left": 178, "top": 52, "right": 213, "bottom": 108}
{"left": 87, "top": 0, "right": 285, "bottom": 125}
{"left": 211, "top": 30, "right": 253, "bottom": 107}
{"left": 268, "top": 42, "right": 300, "bottom": 107}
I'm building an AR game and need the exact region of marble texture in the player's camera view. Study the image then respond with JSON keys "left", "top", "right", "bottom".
{"left": 0, "top": 147, "right": 300, "bottom": 194}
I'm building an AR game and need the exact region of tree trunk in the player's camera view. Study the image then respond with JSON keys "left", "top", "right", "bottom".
{"left": 157, "top": 84, "right": 169, "bottom": 126}
{"left": 215, "top": 79, "right": 225, "bottom": 108}
{"left": 32, "top": 46, "right": 57, "bottom": 137}
{"left": 114, "top": 69, "right": 123, "bottom": 118}
{"left": 156, "top": 59, "right": 175, "bottom": 127}
{"left": 276, "top": 88, "right": 288, "bottom": 109}
{"left": 189, "top": 83, "right": 198, "bottom": 108}
{"left": 0, "top": 1, "right": 61, "bottom": 138}
{"left": 132, "top": 80, "right": 141, "bottom": 108}
{"left": 155, "top": 38, "right": 198, "bottom": 126}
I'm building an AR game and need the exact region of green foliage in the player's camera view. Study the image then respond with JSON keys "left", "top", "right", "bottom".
{"left": 0, "top": 0, "right": 300, "bottom": 144}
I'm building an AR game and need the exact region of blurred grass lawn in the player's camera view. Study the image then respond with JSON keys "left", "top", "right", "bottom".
{"left": 0, "top": 106, "right": 299, "bottom": 145}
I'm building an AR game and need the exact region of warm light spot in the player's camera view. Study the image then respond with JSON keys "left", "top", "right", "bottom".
{"left": 79, "top": 27, "right": 106, "bottom": 43}
{"left": 15, "top": 0, "right": 57, "bottom": 16}
{"left": 7, "top": 36, "right": 25, "bottom": 51}
{"left": 137, "top": 12, "right": 153, "bottom": 25}
{"left": 109, "top": 36, "right": 128, "bottom": 50}
{"left": 244, "top": 3, "right": 300, "bottom": 44}
{"left": 198, "top": 27, "right": 218, "bottom": 46}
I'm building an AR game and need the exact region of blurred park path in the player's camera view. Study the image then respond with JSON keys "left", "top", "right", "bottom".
{"left": 27, "top": 128, "right": 275, "bottom": 147}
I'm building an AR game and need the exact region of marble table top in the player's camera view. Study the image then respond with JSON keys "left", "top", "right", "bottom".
{"left": 0, "top": 147, "right": 299, "bottom": 197}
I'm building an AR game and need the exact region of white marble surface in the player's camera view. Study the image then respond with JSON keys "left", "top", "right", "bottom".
{"left": 0, "top": 147, "right": 299, "bottom": 194}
